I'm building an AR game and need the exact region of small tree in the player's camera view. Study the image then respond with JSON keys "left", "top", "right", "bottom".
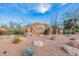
{"left": 9, "top": 21, "right": 22, "bottom": 29}
{"left": 63, "top": 19, "right": 77, "bottom": 34}
{"left": 63, "top": 7, "right": 79, "bottom": 34}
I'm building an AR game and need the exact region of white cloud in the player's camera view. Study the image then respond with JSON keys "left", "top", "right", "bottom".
{"left": 61, "top": 3, "right": 66, "bottom": 5}
{"left": 36, "top": 3, "right": 52, "bottom": 14}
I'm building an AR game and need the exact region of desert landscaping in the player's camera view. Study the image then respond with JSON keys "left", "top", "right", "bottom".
{"left": 0, "top": 34, "right": 73, "bottom": 56}
{"left": 0, "top": 15, "right": 79, "bottom": 56}
{"left": 0, "top": 3, "right": 79, "bottom": 56}
{"left": 0, "top": 33, "right": 79, "bottom": 56}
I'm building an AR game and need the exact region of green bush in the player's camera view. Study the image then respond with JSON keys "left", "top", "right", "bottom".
{"left": 12, "top": 37, "right": 21, "bottom": 44}
{"left": 6, "top": 29, "right": 26, "bottom": 35}
{"left": 0, "top": 29, "right": 26, "bottom": 36}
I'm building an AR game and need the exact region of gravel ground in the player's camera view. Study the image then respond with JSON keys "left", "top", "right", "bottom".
{"left": 0, "top": 34, "right": 79, "bottom": 56}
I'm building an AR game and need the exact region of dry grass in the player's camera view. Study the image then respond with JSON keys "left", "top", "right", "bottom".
{"left": 12, "top": 36, "right": 22, "bottom": 44}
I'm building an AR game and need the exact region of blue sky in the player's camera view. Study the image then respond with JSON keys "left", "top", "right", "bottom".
{"left": 0, "top": 3, "right": 79, "bottom": 26}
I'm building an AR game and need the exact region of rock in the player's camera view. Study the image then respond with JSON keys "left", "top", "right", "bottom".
{"left": 61, "top": 44, "right": 79, "bottom": 56}
{"left": 3, "top": 51, "right": 7, "bottom": 54}
{"left": 50, "top": 36, "right": 56, "bottom": 40}
{"left": 32, "top": 40, "right": 43, "bottom": 47}
{"left": 70, "top": 38, "right": 75, "bottom": 40}
{"left": 67, "top": 39, "right": 79, "bottom": 48}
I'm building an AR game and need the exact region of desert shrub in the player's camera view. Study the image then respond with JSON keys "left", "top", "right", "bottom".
{"left": 75, "top": 28, "right": 79, "bottom": 32}
{"left": 64, "top": 30, "right": 75, "bottom": 34}
{"left": 71, "top": 32, "right": 75, "bottom": 34}
{"left": 12, "top": 37, "right": 21, "bottom": 44}
{"left": 6, "top": 29, "right": 26, "bottom": 35}
{"left": 23, "top": 48, "right": 33, "bottom": 56}
{"left": 44, "top": 29, "right": 48, "bottom": 35}
{"left": 0, "top": 29, "right": 26, "bottom": 36}
{"left": 0, "top": 30, "right": 5, "bottom": 35}
{"left": 44, "top": 28, "right": 50, "bottom": 35}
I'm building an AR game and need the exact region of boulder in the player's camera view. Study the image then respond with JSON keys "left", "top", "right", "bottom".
{"left": 70, "top": 38, "right": 75, "bottom": 40}
{"left": 32, "top": 40, "right": 43, "bottom": 47}
{"left": 67, "top": 39, "right": 79, "bottom": 48}
{"left": 50, "top": 36, "right": 56, "bottom": 40}
{"left": 61, "top": 44, "right": 79, "bottom": 56}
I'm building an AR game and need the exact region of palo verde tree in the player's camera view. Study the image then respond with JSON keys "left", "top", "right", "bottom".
{"left": 63, "top": 6, "right": 79, "bottom": 34}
